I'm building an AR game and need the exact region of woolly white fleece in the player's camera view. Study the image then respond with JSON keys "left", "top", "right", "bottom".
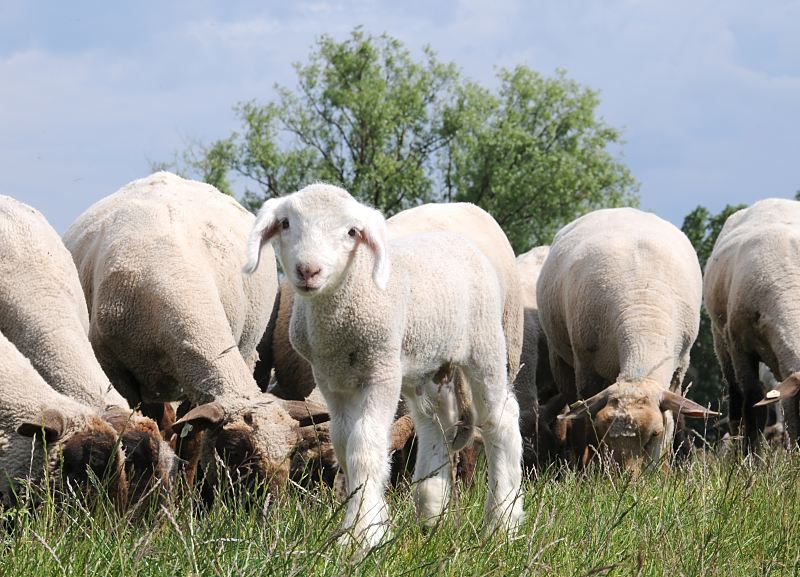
{"left": 704, "top": 198, "right": 800, "bottom": 450}
{"left": 0, "top": 195, "right": 128, "bottom": 410}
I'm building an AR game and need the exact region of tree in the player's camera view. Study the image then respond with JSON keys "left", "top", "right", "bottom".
{"left": 171, "top": 28, "right": 639, "bottom": 252}
{"left": 681, "top": 203, "right": 746, "bottom": 409}
{"left": 447, "top": 68, "right": 638, "bottom": 251}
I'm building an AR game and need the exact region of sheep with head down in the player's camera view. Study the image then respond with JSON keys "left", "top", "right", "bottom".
{"left": 537, "top": 208, "right": 718, "bottom": 472}
{"left": 63, "top": 172, "right": 333, "bottom": 500}
{"left": 704, "top": 198, "right": 800, "bottom": 452}
{"left": 0, "top": 329, "right": 128, "bottom": 508}
{"left": 246, "top": 185, "right": 524, "bottom": 549}
{"left": 0, "top": 194, "right": 176, "bottom": 507}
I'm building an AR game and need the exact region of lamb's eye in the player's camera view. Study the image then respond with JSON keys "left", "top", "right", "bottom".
{"left": 281, "top": 218, "right": 290, "bottom": 230}
{"left": 348, "top": 228, "right": 358, "bottom": 238}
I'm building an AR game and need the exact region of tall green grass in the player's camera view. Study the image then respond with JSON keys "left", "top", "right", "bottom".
{"left": 2, "top": 449, "right": 799, "bottom": 576}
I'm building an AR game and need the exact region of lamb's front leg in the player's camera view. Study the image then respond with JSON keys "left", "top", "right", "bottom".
{"left": 333, "top": 367, "right": 402, "bottom": 549}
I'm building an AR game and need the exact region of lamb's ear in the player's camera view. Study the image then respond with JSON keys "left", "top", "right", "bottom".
{"left": 171, "top": 403, "right": 226, "bottom": 438}
{"left": 755, "top": 373, "right": 800, "bottom": 407}
{"left": 558, "top": 388, "right": 611, "bottom": 421}
{"left": 17, "top": 409, "right": 66, "bottom": 443}
{"left": 660, "top": 390, "right": 720, "bottom": 418}
{"left": 358, "top": 205, "right": 390, "bottom": 290}
{"left": 244, "top": 197, "right": 283, "bottom": 274}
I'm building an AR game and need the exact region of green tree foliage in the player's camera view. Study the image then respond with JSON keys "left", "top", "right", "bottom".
{"left": 173, "top": 28, "right": 638, "bottom": 252}
{"left": 448, "top": 68, "right": 638, "bottom": 251}
{"left": 681, "top": 203, "right": 746, "bottom": 409}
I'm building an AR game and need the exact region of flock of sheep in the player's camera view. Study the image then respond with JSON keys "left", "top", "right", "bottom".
{"left": 0, "top": 170, "right": 797, "bottom": 552}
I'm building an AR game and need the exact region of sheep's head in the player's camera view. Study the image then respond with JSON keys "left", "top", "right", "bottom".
{"left": 16, "top": 410, "right": 129, "bottom": 509}
{"left": 102, "top": 408, "right": 178, "bottom": 508}
{"left": 244, "top": 183, "right": 390, "bottom": 295}
{"left": 171, "top": 396, "right": 330, "bottom": 499}
{"left": 559, "top": 380, "right": 718, "bottom": 473}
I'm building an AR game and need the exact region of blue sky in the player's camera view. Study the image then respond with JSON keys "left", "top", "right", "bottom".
{"left": 2, "top": 0, "right": 798, "bottom": 233}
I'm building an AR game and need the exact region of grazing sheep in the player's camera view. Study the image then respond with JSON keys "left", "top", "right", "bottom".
{"left": 704, "top": 199, "right": 800, "bottom": 451}
{"left": 245, "top": 185, "right": 524, "bottom": 549}
{"left": 0, "top": 194, "right": 176, "bottom": 506}
{"left": 63, "top": 172, "right": 333, "bottom": 497}
{"left": 514, "top": 246, "right": 566, "bottom": 467}
{"left": 0, "top": 329, "right": 127, "bottom": 507}
{"left": 538, "top": 208, "right": 717, "bottom": 472}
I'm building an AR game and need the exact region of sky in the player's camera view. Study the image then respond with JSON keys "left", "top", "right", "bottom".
{"left": 1, "top": 0, "right": 798, "bottom": 233}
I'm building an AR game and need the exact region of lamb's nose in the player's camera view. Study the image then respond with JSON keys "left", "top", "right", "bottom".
{"left": 297, "top": 264, "right": 322, "bottom": 282}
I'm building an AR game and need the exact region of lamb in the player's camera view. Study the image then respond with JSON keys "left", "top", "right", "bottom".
{"left": 63, "top": 172, "right": 333, "bottom": 497}
{"left": 537, "top": 208, "right": 717, "bottom": 472}
{"left": 245, "top": 184, "right": 524, "bottom": 549}
{"left": 0, "top": 194, "right": 176, "bottom": 506}
{"left": 0, "top": 329, "right": 128, "bottom": 507}
{"left": 704, "top": 198, "right": 800, "bottom": 451}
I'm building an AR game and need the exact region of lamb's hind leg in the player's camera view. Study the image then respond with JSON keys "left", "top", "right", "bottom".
{"left": 404, "top": 375, "right": 459, "bottom": 526}
{"left": 465, "top": 352, "right": 524, "bottom": 535}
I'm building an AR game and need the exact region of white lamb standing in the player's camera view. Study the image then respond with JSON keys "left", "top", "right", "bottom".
{"left": 537, "top": 207, "right": 717, "bottom": 471}
{"left": 64, "top": 172, "right": 328, "bottom": 496}
{"left": 245, "top": 185, "right": 524, "bottom": 549}
{"left": 0, "top": 329, "right": 128, "bottom": 507}
{"left": 0, "top": 194, "right": 176, "bottom": 506}
{"left": 704, "top": 198, "right": 800, "bottom": 452}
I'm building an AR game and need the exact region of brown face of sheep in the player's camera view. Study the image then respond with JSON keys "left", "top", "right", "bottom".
{"left": 560, "top": 381, "right": 719, "bottom": 473}
{"left": 171, "top": 400, "right": 330, "bottom": 497}
{"left": 102, "top": 409, "right": 177, "bottom": 508}
{"left": 17, "top": 411, "right": 128, "bottom": 509}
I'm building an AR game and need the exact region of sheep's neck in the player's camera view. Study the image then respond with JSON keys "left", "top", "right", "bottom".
{"left": 295, "top": 245, "right": 395, "bottom": 369}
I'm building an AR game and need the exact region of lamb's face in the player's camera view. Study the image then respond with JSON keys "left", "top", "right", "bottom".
{"left": 245, "top": 184, "right": 390, "bottom": 296}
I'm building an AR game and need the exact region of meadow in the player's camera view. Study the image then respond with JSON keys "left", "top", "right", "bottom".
{"left": 2, "top": 446, "right": 798, "bottom": 577}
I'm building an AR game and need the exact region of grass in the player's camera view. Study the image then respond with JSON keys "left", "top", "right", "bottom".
{"left": 2, "top": 449, "right": 800, "bottom": 577}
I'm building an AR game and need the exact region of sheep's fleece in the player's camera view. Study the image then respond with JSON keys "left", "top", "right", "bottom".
{"left": 704, "top": 198, "right": 800, "bottom": 450}
{"left": 0, "top": 329, "right": 126, "bottom": 505}
{"left": 0, "top": 195, "right": 128, "bottom": 409}
{"left": 1, "top": 194, "right": 177, "bottom": 504}
{"left": 537, "top": 207, "right": 714, "bottom": 470}
{"left": 63, "top": 172, "right": 311, "bottom": 492}
{"left": 246, "top": 184, "right": 524, "bottom": 549}
{"left": 63, "top": 172, "right": 277, "bottom": 406}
